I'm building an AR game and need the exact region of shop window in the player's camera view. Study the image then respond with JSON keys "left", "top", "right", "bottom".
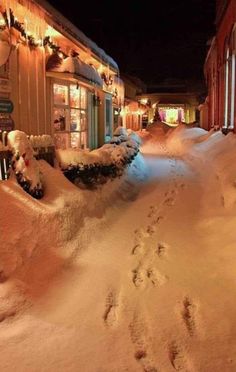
{"left": 113, "top": 108, "right": 120, "bottom": 130}
{"left": 53, "top": 84, "right": 68, "bottom": 105}
{"left": 53, "top": 82, "right": 88, "bottom": 149}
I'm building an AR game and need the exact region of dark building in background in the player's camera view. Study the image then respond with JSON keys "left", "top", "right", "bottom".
{"left": 202, "top": 0, "right": 236, "bottom": 131}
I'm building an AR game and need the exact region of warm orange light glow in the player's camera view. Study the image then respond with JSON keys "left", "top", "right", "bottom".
{"left": 140, "top": 98, "right": 148, "bottom": 105}
{"left": 45, "top": 26, "right": 61, "bottom": 38}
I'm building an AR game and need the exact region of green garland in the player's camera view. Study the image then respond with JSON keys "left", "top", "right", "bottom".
{"left": 0, "top": 8, "right": 67, "bottom": 55}
{"left": 43, "top": 36, "right": 67, "bottom": 58}
{"left": 2, "top": 9, "right": 39, "bottom": 48}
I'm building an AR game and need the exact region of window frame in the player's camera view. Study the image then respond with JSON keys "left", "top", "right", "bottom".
{"left": 52, "top": 79, "right": 89, "bottom": 148}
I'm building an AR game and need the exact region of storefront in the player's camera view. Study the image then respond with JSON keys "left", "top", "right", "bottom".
{"left": 138, "top": 93, "right": 199, "bottom": 126}
{"left": 0, "top": 0, "right": 123, "bottom": 149}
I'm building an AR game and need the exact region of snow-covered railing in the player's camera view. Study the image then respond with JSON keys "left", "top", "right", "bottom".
{"left": 29, "top": 135, "right": 55, "bottom": 167}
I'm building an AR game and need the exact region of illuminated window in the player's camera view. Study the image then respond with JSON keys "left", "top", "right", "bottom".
{"left": 53, "top": 82, "right": 88, "bottom": 149}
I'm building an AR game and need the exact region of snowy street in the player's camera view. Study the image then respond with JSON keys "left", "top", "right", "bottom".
{"left": 1, "top": 126, "right": 236, "bottom": 371}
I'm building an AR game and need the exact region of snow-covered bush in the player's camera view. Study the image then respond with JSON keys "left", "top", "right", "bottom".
{"left": 57, "top": 129, "right": 141, "bottom": 187}
{"left": 7, "top": 130, "right": 44, "bottom": 199}
{"left": 113, "top": 126, "right": 128, "bottom": 136}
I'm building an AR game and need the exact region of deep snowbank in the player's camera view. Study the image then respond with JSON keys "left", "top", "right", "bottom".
{"left": 165, "top": 125, "right": 236, "bottom": 209}
{"left": 166, "top": 125, "right": 214, "bottom": 155}
{"left": 0, "top": 151, "right": 147, "bottom": 281}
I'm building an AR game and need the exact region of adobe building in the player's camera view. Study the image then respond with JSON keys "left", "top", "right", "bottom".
{"left": 202, "top": 0, "right": 236, "bottom": 132}
{"left": 0, "top": 0, "right": 124, "bottom": 149}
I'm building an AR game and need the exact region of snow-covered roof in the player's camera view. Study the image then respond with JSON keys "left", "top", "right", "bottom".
{"left": 34, "top": 0, "right": 119, "bottom": 72}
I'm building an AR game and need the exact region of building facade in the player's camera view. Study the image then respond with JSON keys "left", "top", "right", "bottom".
{"left": 203, "top": 0, "right": 236, "bottom": 132}
{"left": 138, "top": 90, "right": 199, "bottom": 127}
{"left": 0, "top": 0, "right": 124, "bottom": 149}
{"left": 121, "top": 74, "right": 147, "bottom": 131}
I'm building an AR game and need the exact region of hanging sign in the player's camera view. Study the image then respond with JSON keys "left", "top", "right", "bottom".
{"left": 0, "top": 99, "right": 14, "bottom": 113}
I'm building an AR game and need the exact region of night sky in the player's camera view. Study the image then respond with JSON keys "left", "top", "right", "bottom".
{"left": 48, "top": 0, "right": 216, "bottom": 87}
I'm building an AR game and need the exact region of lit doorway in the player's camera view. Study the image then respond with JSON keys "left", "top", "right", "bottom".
{"left": 158, "top": 106, "right": 185, "bottom": 124}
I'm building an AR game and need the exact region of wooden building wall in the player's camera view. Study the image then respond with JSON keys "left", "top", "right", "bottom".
{"left": 9, "top": 44, "right": 51, "bottom": 135}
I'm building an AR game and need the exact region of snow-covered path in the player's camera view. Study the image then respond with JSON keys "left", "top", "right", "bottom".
{"left": 1, "top": 133, "right": 236, "bottom": 372}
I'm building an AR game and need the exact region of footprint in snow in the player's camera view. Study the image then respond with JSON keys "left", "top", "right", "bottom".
{"left": 132, "top": 269, "right": 146, "bottom": 288}
{"left": 146, "top": 224, "right": 157, "bottom": 236}
{"left": 148, "top": 206, "right": 159, "bottom": 218}
{"left": 129, "top": 312, "right": 159, "bottom": 372}
{"left": 103, "top": 291, "right": 120, "bottom": 327}
{"left": 0, "top": 310, "right": 16, "bottom": 324}
{"left": 132, "top": 242, "right": 144, "bottom": 255}
{"left": 152, "top": 215, "right": 164, "bottom": 225}
{"left": 132, "top": 267, "right": 168, "bottom": 288}
{"left": 156, "top": 242, "right": 169, "bottom": 258}
{"left": 147, "top": 268, "right": 168, "bottom": 287}
{"left": 164, "top": 197, "right": 175, "bottom": 207}
{"left": 182, "top": 296, "right": 197, "bottom": 336}
{"left": 168, "top": 342, "right": 191, "bottom": 371}
{"left": 134, "top": 228, "right": 149, "bottom": 242}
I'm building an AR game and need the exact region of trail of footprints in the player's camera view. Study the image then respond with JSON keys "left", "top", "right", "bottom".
{"left": 103, "top": 150, "right": 196, "bottom": 371}
{"left": 131, "top": 207, "right": 169, "bottom": 290}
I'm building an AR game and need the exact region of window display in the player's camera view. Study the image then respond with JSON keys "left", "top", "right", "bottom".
{"left": 80, "top": 87, "right": 87, "bottom": 109}
{"left": 53, "top": 82, "right": 88, "bottom": 148}
{"left": 70, "top": 84, "right": 80, "bottom": 108}
{"left": 53, "top": 108, "right": 67, "bottom": 131}
{"left": 70, "top": 109, "right": 80, "bottom": 131}
{"left": 53, "top": 84, "right": 68, "bottom": 105}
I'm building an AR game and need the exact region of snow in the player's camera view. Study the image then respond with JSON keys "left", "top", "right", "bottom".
{"left": 29, "top": 135, "right": 54, "bottom": 148}
{"left": 56, "top": 130, "right": 140, "bottom": 169}
{"left": 1, "top": 125, "right": 236, "bottom": 371}
{"left": 7, "top": 130, "right": 43, "bottom": 191}
{"left": 50, "top": 56, "right": 103, "bottom": 87}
